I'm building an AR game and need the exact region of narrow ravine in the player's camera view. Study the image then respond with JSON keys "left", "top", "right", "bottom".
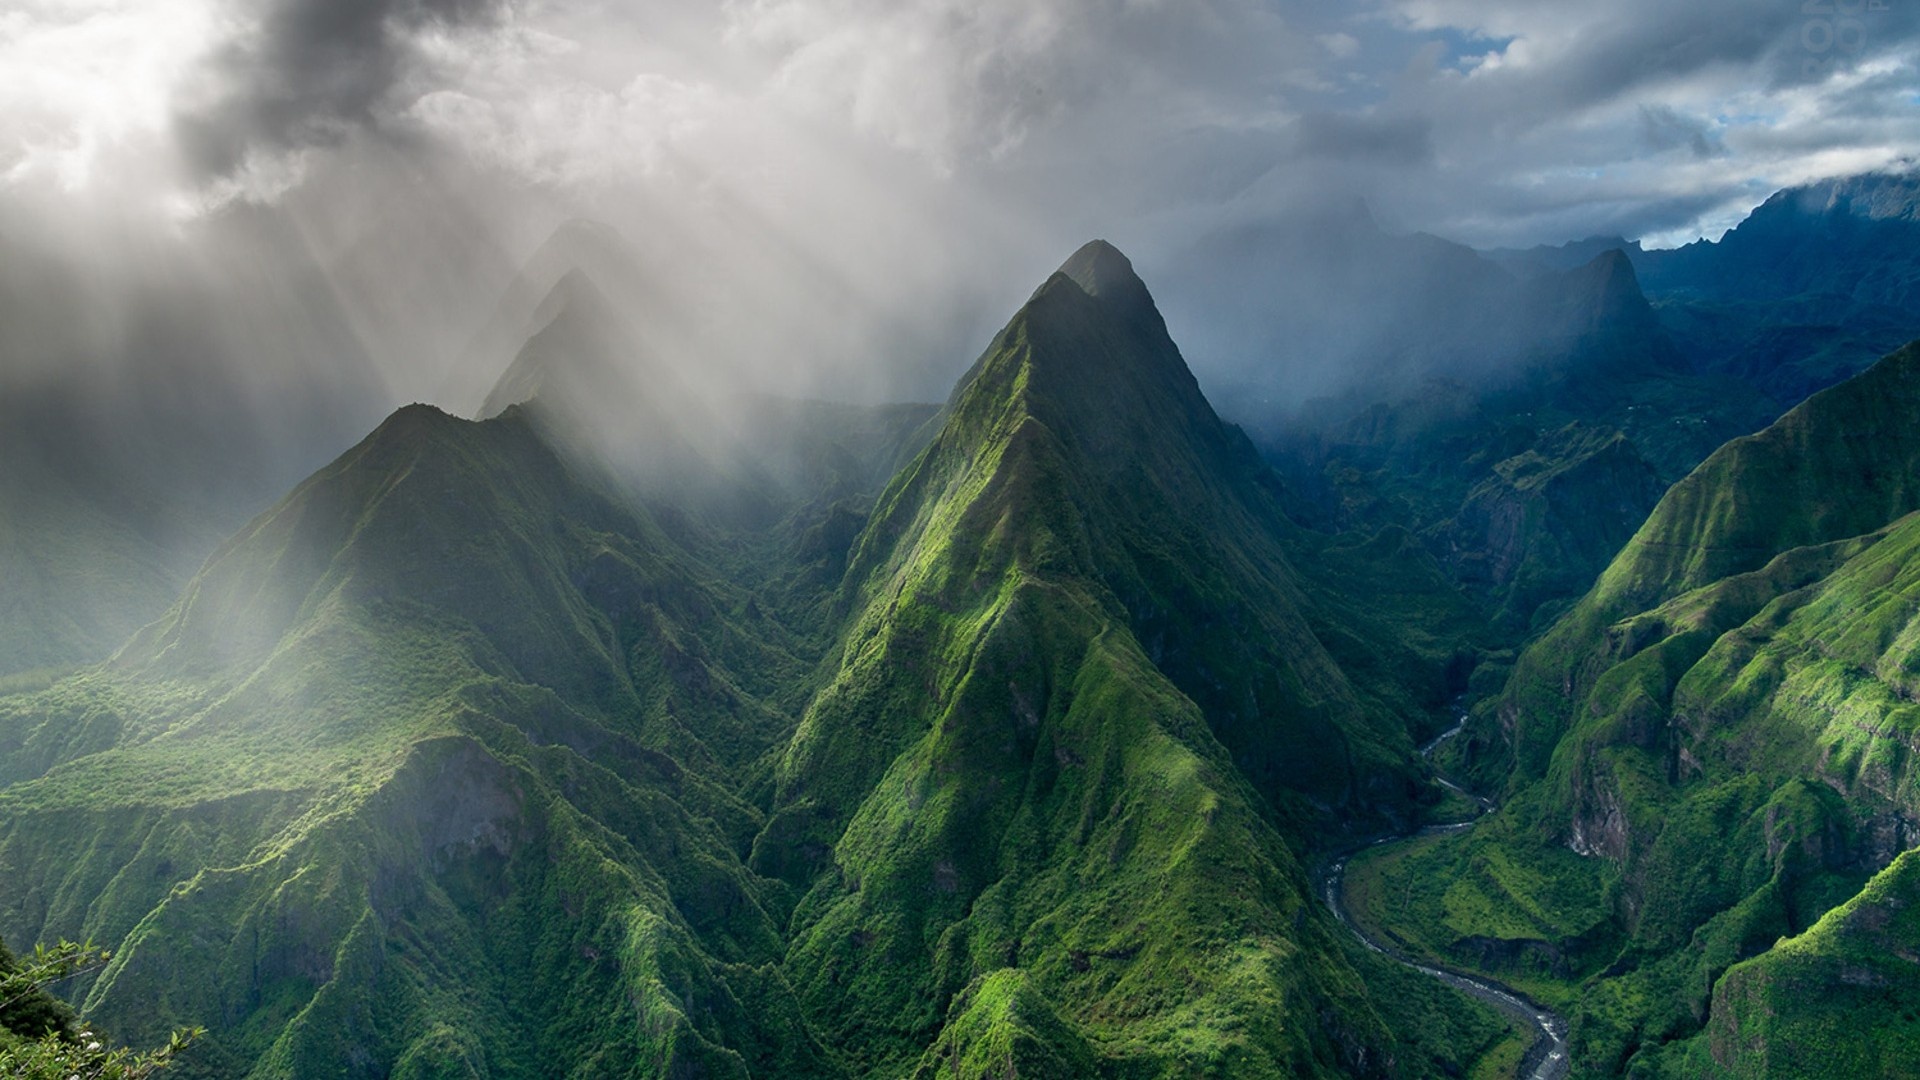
{"left": 1318, "top": 712, "right": 1572, "bottom": 1080}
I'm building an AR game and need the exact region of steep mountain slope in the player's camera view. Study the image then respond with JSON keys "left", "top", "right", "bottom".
{"left": 1691, "top": 847, "right": 1920, "bottom": 1077}
{"left": 1502, "top": 340, "right": 1920, "bottom": 776}
{"left": 0, "top": 406, "right": 831, "bottom": 1077}
{"left": 755, "top": 241, "right": 1489, "bottom": 1077}
{"left": 1363, "top": 341, "right": 1920, "bottom": 1076}
{"left": 1270, "top": 250, "right": 1773, "bottom": 635}
{"left": 0, "top": 240, "right": 1511, "bottom": 1078}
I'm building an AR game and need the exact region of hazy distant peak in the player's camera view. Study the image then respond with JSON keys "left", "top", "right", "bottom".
{"left": 477, "top": 268, "right": 636, "bottom": 421}
{"left": 547, "top": 266, "right": 613, "bottom": 312}
{"left": 1558, "top": 246, "right": 1656, "bottom": 335}
{"left": 1579, "top": 245, "right": 1636, "bottom": 280}
{"left": 537, "top": 217, "right": 634, "bottom": 259}
{"left": 1765, "top": 168, "right": 1920, "bottom": 222}
{"left": 524, "top": 266, "right": 595, "bottom": 330}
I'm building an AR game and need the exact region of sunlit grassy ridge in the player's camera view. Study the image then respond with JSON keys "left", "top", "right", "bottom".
{"left": 0, "top": 407, "right": 830, "bottom": 1075}
{"left": 1365, "top": 340, "right": 1920, "bottom": 1076}
{"left": 765, "top": 248, "right": 1493, "bottom": 1076}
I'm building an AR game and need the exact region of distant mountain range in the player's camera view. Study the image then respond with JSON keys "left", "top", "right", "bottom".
{"left": 1259, "top": 170, "right": 1920, "bottom": 636}
{"left": 1488, "top": 171, "right": 1920, "bottom": 403}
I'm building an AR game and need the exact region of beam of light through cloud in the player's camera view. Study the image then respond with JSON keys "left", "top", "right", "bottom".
{"left": 0, "top": 0, "right": 1917, "bottom": 418}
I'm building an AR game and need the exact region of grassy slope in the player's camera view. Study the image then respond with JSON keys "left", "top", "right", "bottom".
{"left": 1684, "top": 847, "right": 1920, "bottom": 1078}
{"left": 0, "top": 407, "right": 832, "bottom": 1077}
{"left": 757, "top": 249, "right": 1499, "bottom": 1078}
{"left": 1364, "top": 341, "right": 1920, "bottom": 1076}
{"left": 0, "top": 245, "right": 1507, "bottom": 1078}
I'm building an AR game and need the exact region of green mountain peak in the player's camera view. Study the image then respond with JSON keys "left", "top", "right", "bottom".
{"left": 949, "top": 242, "right": 1226, "bottom": 483}
{"left": 750, "top": 240, "right": 1483, "bottom": 1078}
{"left": 0, "top": 237, "right": 1493, "bottom": 1080}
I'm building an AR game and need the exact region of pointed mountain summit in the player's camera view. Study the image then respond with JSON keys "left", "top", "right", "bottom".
{"left": 942, "top": 240, "right": 1237, "bottom": 486}
{"left": 478, "top": 268, "right": 648, "bottom": 420}
{"left": 440, "top": 219, "right": 663, "bottom": 417}
{"left": 473, "top": 267, "right": 759, "bottom": 506}
{"left": 1562, "top": 247, "right": 1654, "bottom": 331}
{"left": 1522, "top": 247, "right": 1678, "bottom": 391}
{"left": 761, "top": 241, "right": 1478, "bottom": 1077}
{"left": 1054, "top": 237, "right": 1156, "bottom": 312}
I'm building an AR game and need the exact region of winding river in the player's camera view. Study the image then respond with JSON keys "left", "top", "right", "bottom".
{"left": 1317, "top": 713, "right": 1573, "bottom": 1080}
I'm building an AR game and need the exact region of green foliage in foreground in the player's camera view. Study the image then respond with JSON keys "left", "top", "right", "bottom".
{"left": 0, "top": 938, "right": 202, "bottom": 1079}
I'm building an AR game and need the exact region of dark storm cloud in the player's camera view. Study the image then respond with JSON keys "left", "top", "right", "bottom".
{"left": 1637, "top": 105, "right": 1721, "bottom": 159}
{"left": 175, "top": 0, "right": 507, "bottom": 180}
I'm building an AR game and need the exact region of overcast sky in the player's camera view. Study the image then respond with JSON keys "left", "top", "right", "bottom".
{"left": 4, "top": 0, "right": 1920, "bottom": 405}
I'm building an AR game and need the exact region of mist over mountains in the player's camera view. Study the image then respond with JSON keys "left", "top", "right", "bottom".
{"left": 0, "top": 238, "right": 1490, "bottom": 1078}
{"left": 10, "top": 0, "right": 1920, "bottom": 1072}
{"left": 6, "top": 163, "right": 1920, "bottom": 1078}
{"left": 9, "top": 168, "right": 1920, "bottom": 685}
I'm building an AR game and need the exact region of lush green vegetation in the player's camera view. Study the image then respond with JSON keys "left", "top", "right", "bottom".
{"left": 1352, "top": 340, "right": 1920, "bottom": 1077}
{"left": 0, "top": 243, "right": 1511, "bottom": 1077}
{"left": 0, "top": 938, "right": 202, "bottom": 1078}
{"left": 764, "top": 244, "right": 1499, "bottom": 1076}
{"left": 12, "top": 177, "right": 1920, "bottom": 1079}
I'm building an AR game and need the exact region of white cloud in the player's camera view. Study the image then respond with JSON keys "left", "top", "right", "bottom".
{"left": 4, "top": 0, "right": 1920, "bottom": 406}
{"left": 0, "top": 0, "right": 214, "bottom": 194}
{"left": 1317, "top": 32, "right": 1359, "bottom": 59}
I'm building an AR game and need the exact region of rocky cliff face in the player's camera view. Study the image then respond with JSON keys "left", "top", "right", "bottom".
{"left": 1439, "top": 423, "right": 1666, "bottom": 632}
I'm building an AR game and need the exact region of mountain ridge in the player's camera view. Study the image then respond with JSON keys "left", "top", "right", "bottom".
{"left": 0, "top": 241, "right": 1510, "bottom": 1078}
{"left": 1353, "top": 335, "right": 1920, "bottom": 1077}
